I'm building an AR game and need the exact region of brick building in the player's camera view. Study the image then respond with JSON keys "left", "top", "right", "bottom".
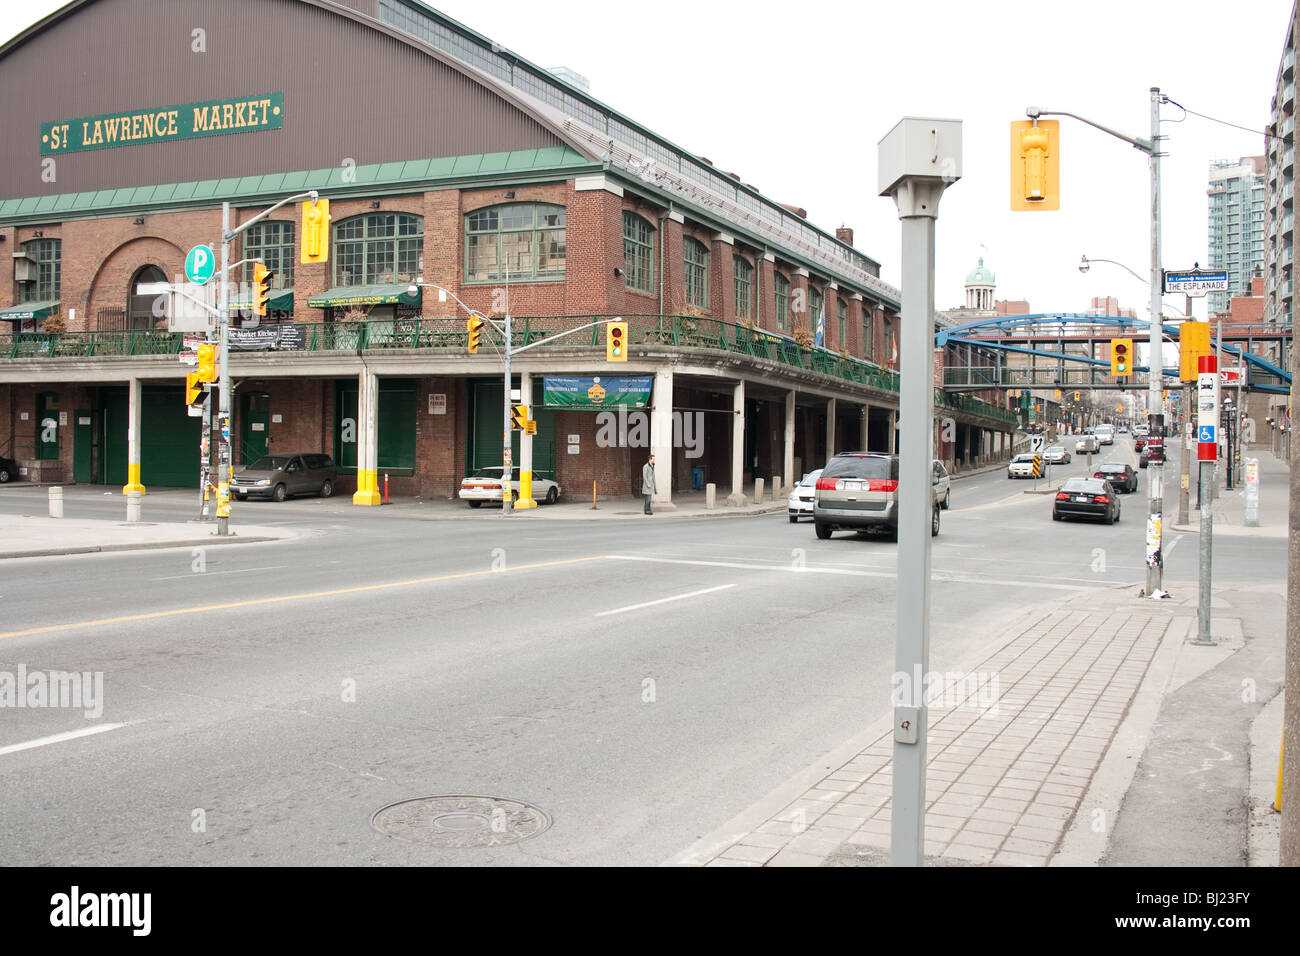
{"left": 0, "top": 0, "right": 1015, "bottom": 503}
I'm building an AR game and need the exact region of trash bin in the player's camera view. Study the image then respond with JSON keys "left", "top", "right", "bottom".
{"left": 691, "top": 467, "right": 704, "bottom": 490}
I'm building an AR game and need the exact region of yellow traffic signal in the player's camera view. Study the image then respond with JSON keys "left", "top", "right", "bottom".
{"left": 185, "top": 371, "right": 203, "bottom": 406}
{"left": 1010, "top": 120, "right": 1060, "bottom": 211}
{"left": 511, "top": 403, "right": 529, "bottom": 431}
{"left": 1178, "top": 320, "right": 1211, "bottom": 382}
{"left": 196, "top": 343, "right": 217, "bottom": 382}
{"left": 253, "top": 262, "right": 273, "bottom": 317}
{"left": 300, "top": 198, "right": 331, "bottom": 263}
{"left": 1074, "top": 391, "right": 1081, "bottom": 401}
{"left": 1110, "top": 338, "right": 1133, "bottom": 377}
{"left": 1054, "top": 389, "right": 1061, "bottom": 399}
{"left": 467, "top": 316, "right": 483, "bottom": 354}
{"left": 1117, "top": 402, "right": 1124, "bottom": 414}
{"left": 607, "top": 320, "right": 628, "bottom": 362}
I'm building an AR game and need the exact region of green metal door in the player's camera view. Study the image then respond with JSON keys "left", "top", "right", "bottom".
{"left": 377, "top": 380, "right": 416, "bottom": 472}
{"left": 73, "top": 410, "right": 94, "bottom": 483}
{"left": 102, "top": 387, "right": 127, "bottom": 486}
{"left": 140, "top": 387, "right": 201, "bottom": 487}
{"left": 335, "top": 382, "right": 358, "bottom": 472}
{"left": 469, "top": 380, "right": 518, "bottom": 472}
{"left": 37, "top": 392, "right": 59, "bottom": 460}
{"left": 240, "top": 391, "right": 270, "bottom": 465}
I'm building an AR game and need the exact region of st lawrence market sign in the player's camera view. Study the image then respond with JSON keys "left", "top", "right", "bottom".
{"left": 41, "top": 93, "right": 283, "bottom": 155}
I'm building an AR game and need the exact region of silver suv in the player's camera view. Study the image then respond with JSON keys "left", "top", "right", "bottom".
{"left": 813, "top": 452, "right": 940, "bottom": 540}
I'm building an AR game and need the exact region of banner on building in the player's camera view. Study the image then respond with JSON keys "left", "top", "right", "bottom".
{"left": 227, "top": 325, "right": 306, "bottom": 351}
{"left": 543, "top": 376, "right": 652, "bottom": 408}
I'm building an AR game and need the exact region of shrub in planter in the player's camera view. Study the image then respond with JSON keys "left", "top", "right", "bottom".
{"left": 40, "top": 315, "right": 67, "bottom": 335}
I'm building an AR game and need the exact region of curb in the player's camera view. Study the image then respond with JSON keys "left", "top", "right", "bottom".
{"left": 0, "top": 534, "right": 286, "bottom": 560}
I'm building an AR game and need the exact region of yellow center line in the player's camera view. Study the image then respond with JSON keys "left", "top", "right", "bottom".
{"left": 0, "top": 555, "right": 609, "bottom": 641}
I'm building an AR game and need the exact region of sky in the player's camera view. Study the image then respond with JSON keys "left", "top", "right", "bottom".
{"left": 2, "top": 0, "right": 1292, "bottom": 319}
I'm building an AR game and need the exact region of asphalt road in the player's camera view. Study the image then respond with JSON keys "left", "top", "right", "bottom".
{"left": 0, "top": 437, "right": 1282, "bottom": 865}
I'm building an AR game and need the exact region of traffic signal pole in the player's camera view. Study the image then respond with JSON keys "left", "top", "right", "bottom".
{"left": 1145, "top": 87, "right": 1166, "bottom": 597}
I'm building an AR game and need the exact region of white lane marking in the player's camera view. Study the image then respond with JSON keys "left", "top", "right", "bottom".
{"left": 0, "top": 722, "right": 127, "bottom": 757}
{"left": 595, "top": 583, "right": 737, "bottom": 617}
{"left": 151, "top": 565, "right": 287, "bottom": 581}
{"left": 606, "top": 555, "right": 1093, "bottom": 591}
{"left": 1165, "top": 535, "right": 1181, "bottom": 558}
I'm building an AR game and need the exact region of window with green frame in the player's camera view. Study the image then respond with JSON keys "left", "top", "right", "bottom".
{"left": 684, "top": 237, "right": 708, "bottom": 309}
{"left": 241, "top": 221, "right": 294, "bottom": 288}
{"left": 333, "top": 213, "right": 423, "bottom": 287}
{"left": 623, "top": 212, "right": 655, "bottom": 293}
{"left": 20, "top": 238, "right": 60, "bottom": 302}
{"left": 837, "top": 298, "right": 847, "bottom": 348}
{"left": 774, "top": 272, "right": 789, "bottom": 331}
{"left": 863, "top": 307, "right": 875, "bottom": 361}
{"left": 464, "top": 203, "right": 565, "bottom": 282}
{"left": 733, "top": 255, "right": 753, "bottom": 319}
{"left": 808, "top": 286, "right": 822, "bottom": 335}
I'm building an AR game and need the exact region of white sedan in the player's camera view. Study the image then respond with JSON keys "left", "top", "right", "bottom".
{"left": 1007, "top": 454, "right": 1041, "bottom": 478}
{"left": 787, "top": 469, "right": 823, "bottom": 522}
{"left": 459, "top": 466, "right": 561, "bottom": 506}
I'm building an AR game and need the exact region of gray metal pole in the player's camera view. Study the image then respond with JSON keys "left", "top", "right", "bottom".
{"left": 1178, "top": 382, "right": 1191, "bottom": 525}
{"left": 502, "top": 310, "right": 513, "bottom": 516}
{"left": 1215, "top": 320, "right": 1223, "bottom": 500}
{"left": 216, "top": 201, "right": 232, "bottom": 536}
{"left": 1196, "top": 460, "right": 1214, "bottom": 644}
{"left": 893, "top": 207, "right": 940, "bottom": 866}
{"left": 1145, "top": 87, "right": 1164, "bottom": 595}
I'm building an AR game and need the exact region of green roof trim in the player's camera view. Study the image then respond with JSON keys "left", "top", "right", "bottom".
{"left": 0, "top": 147, "right": 593, "bottom": 223}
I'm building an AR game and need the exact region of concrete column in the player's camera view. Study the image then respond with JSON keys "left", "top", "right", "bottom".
{"left": 516, "top": 371, "right": 536, "bottom": 509}
{"left": 122, "top": 376, "right": 146, "bottom": 495}
{"left": 784, "top": 389, "right": 796, "bottom": 484}
{"left": 826, "top": 397, "right": 837, "bottom": 459}
{"left": 861, "top": 403, "right": 871, "bottom": 452}
{"left": 353, "top": 368, "right": 381, "bottom": 505}
{"left": 888, "top": 409, "right": 898, "bottom": 454}
{"left": 651, "top": 367, "right": 676, "bottom": 510}
{"left": 728, "top": 379, "right": 747, "bottom": 506}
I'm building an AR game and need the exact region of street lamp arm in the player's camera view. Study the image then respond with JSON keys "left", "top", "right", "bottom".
{"left": 226, "top": 190, "right": 319, "bottom": 241}
{"left": 1028, "top": 107, "right": 1152, "bottom": 154}
{"left": 511, "top": 318, "right": 618, "bottom": 356}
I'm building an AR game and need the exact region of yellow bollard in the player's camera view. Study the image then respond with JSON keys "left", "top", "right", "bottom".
{"left": 1275, "top": 732, "right": 1284, "bottom": 812}
{"left": 591, "top": 480, "right": 598, "bottom": 510}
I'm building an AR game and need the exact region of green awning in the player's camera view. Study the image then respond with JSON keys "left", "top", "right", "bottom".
{"left": 306, "top": 285, "right": 421, "bottom": 309}
{"left": 223, "top": 289, "right": 294, "bottom": 311}
{"left": 0, "top": 300, "right": 59, "bottom": 322}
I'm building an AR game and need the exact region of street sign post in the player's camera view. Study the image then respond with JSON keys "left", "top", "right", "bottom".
{"left": 185, "top": 244, "right": 216, "bottom": 285}
{"left": 1196, "top": 353, "right": 1218, "bottom": 646}
{"left": 1163, "top": 269, "right": 1228, "bottom": 297}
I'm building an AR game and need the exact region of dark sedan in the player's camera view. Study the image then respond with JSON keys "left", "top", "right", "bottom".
{"left": 1093, "top": 462, "right": 1138, "bottom": 493}
{"left": 1054, "top": 477, "right": 1121, "bottom": 524}
{"left": 0, "top": 454, "right": 17, "bottom": 483}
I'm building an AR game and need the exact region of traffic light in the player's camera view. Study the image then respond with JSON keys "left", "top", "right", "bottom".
{"left": 185, "top": 371, "right": 203, "bottom": 406}
{"left": 606, "top": 320, "right": 628, "bottom": 362}
{"left": 467, "top": 315, "right": 483, "bottom": 354}
{"left": 253, "top": 262, "right": 273, "bottom": 317}
{"left": 1117, "top": 402, "right": 1124, "bottom": 414}
{"left": 512, "top": 403, "right": 529, "bottom": 431}
{"left": 1074, "top": 391, "right": 1081, "bottom": 401}
{"left": 1010, "top": 120, "right": 1060, "bottom": 211}
{"left": 1110, "top": 338, "right": 1133, "bottom": 377}
{"left": 196, "top": 343, "right": 217, "bottom": 382}
{"left": 300, "top": 198, "right": 331, "bottom": 263}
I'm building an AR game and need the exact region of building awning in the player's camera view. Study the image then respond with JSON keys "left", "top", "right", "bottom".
{"left": 0, "top": 300, "right": 59, "bottom": 322}
{"left": 223, "top": 289, "right": 294, "bottom": 312}
{"left": 306, "top": 285, "right": 421, "bottom": 309}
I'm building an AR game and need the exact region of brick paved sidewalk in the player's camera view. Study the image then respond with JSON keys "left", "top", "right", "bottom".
{"left": 679, "top": 595, "right": 1183, "bottom": 867}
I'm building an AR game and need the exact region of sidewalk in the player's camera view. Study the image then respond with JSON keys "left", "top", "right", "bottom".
{"left": 0, "top": 514, "right": 292, "bottom": 559}
{"left": 1170, "top": 445, "right": 1288, "bottom": 538}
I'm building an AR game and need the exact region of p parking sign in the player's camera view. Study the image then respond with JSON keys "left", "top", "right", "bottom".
{"left": 185, "top": 245, "right": 215, "bottom": 285}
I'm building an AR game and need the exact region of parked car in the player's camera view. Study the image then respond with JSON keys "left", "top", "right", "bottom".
{"left": 459, "top": 466, "right": 561, "bottom": 506}
{"left": 1093, "top": 462, "right": 1138, "bottom": 493}
{"left": 1043, "top": 444, "right": 1071, "bottom": 465}
{"left": 1053, "top": 477, "right": 1121, "bottom": 524}
{"left": 813, "top": 452, "right": 940, "bottom": 540}
{"left": 787, "top": 468, "right": 823, "bottom": 522}
{"left": 1095, "top": 424, "right": 1116, "bottom": 445}
{"left": 1075, "top": 434, "right": 1100, "bottom": 454}
{"left": 933, "top": 459, "right": 951, "bottom": 510}
{"left": 0, "top": 454, "right": 17, "bottom": 483}
{"left": 232, "top": 454, "right": 337, "bottom": 501}
{"left": 1007, "top": 453, "right": 1041, "bottom": 478}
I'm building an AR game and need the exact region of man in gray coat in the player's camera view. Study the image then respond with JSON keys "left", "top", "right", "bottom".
{"left": 642, "top": 454, "right": 656, "bottom": 515}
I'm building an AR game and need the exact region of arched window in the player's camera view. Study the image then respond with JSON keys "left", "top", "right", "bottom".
{"left": 127, "top": 264, "right": 166, "bottom": 331}
{"left": 774, "top": 273, "right": 789, "bottom": 332}
{"left": 684, "top": 237, "right": 708, "bottom": 310}
{"left": 333, "top": 213, "right": 423, "bottom": 287}
{"left": 837, "top": 298, "right": 847, "bottom": 348}
{"left": 622, "top": 212, "right": 655, "bottom": 293}
{"left": 20, "top": 239, "right": 61, "bottom": 303}
{"left": 242, "top": 221, "right": 294, "bottom": 288}
{"left": 733, "top": 255, "right": 753, "bottom": 319}
{"left": 465, "top": 203, "right": 565, "bottom": 282}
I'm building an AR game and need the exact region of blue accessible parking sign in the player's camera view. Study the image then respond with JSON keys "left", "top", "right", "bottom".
{"left": 1198, "top": 425, "right": 1216, "bottom": 443}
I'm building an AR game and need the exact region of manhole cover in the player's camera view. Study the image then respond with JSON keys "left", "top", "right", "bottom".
{"left": 371, "top": 795, "right": 551, "bottom": 847}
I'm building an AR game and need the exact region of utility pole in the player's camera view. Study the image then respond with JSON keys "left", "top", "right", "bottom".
{"left": 1144, "top": 87, "right": 1166, "bottom": 597}
{"left": 1178, "top": 293, "right": 1192, "bottom": 526}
